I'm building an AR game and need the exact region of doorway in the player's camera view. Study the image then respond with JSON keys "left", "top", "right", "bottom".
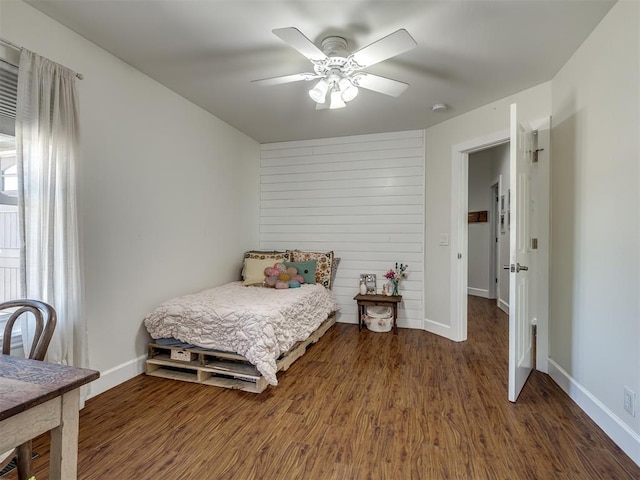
{"left": 450, "top": 118, "right": 550, "bottom": 374}
{"left": 467, "top": 143, "right": 510, "bottom": 314}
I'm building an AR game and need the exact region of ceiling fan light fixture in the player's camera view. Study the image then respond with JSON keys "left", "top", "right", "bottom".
{"left": 339, "top": 77, "right": 358, "bottom": 102}
{"left": 254, "top": 27, "right": 418, "bottom": 110}
{"left": 329, "top": 89, "right": 346, "bottom": 109}
{"left": 309, "top": 79, "right": 329, "bottom": 103}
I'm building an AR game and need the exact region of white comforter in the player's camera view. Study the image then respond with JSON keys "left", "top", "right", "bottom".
{"left": 144, "top": 282, "right": 339, "bottom": 385}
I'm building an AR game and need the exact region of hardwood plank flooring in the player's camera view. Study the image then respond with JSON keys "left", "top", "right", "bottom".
{"left": 8, "top": 296, "right": 640, "bottom": 479}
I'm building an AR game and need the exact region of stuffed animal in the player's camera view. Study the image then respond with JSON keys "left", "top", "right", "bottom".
{"left": 264, "top": 263, "right": 304, "bottom": 288}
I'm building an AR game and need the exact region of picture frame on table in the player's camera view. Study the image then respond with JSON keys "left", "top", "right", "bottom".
{"left": 360, "top": 273, "right": 377, "bottom": 294}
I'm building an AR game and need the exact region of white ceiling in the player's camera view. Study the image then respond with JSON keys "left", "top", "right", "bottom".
{"left": 25, "top": 0, "right": 615, "bottom": 144}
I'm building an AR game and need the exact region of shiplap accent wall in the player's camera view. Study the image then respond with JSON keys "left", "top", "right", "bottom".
{"left": 259, "top": 130, "right": 425, "bottom": 329}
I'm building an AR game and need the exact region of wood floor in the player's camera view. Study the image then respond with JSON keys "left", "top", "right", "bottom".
{"left": 9, "top": 296, "right": 640, "bottom": 479}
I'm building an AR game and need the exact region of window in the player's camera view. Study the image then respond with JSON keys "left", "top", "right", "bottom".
{"left": 0, "top": 57, "right": 20, "bottom": 347}
{"left": 0, "top": 133, "right": 19, "bottom": 302}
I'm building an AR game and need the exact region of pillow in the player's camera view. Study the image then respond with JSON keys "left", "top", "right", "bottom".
{"left": 330, "top": 257, "right": 341, "bottom": 289}
{"left": 264, "top": 263, "right": 304, "bottom": 289}
{"left": 243, "top": 257, "right": 281, "bottom": 286}
{"left": 243, "top": 250, "right": 291, "bottom": 262}
{"left": 290, "top": 250, "right": 334, "bottom": 288}
{"left": 242, "top": 250, "right": 291, "bottom": 281}
{"left": 284, "top": 261, "right": 316, "bottom": 285}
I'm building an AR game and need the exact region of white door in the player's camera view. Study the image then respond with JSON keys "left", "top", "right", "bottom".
{"left": 508, "top": 103, "right": 534, "bottom": 402}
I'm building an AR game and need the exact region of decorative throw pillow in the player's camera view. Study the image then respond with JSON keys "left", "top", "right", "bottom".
{"left": 243, "top": 257, "right": 282, "bottom": 286}
{"left": 243, "top": 250, "right": 291, "bottom": 262}
{"left": 290, "top": 250, "right": 334, "bottom": 288}
{"left": 242, "top": 250, "right": 291, "bottom": 282}
{"left": 284, "top": 261, "right": 316, "bottom": 285}
{"left": 264, "top": 263, "right": 304, "bottom": 288}
{"left": 330, "top": 257, "right": 341, "bottom": 289}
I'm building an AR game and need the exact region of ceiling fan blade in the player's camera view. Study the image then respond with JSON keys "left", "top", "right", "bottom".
{"left": 251, "top": 72, "right": 318, "bottom": 86}
{"left": 354, "top": 73, "right": 410, "bottom": 97}
{"left": 350, "top": 29, "right": 417, "bottom": 68}
{"left": 273, "top": 27, "right": 328, "bottom": 62}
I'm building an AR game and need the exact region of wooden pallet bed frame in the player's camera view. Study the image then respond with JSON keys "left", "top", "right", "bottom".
{"left": 145, "top": 313, "right": 336, "bottom": 393}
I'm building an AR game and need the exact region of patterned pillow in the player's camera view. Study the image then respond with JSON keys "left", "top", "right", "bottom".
{"left": 330, "top": 257, "right": 341, "bottom": 289}
{"left": 243, "top": 250, "right": 291, "bottom": 262}
{"left": 290, "top": 250, "right": 334, "bottom": 288}
{"left": 242, "top": 251, "right": 291, "bottom": 284}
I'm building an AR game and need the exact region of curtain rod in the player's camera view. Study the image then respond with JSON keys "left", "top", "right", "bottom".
{"left": 0, "top": 36, "right": 84, "bottom": 80}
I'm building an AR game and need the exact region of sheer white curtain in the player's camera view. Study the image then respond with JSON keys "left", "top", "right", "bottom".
{"left": 15, "top": 49, "right": 86, "bottom": 369}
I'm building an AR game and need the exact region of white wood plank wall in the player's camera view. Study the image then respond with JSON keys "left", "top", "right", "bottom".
{"left": 260, "top": 130, "right": 425, "bottom": 329}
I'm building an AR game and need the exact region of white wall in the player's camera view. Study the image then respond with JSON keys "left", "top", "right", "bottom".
{"left": 550, "top": 0, "right": 639, "bottom": 461}
{"left": 259, "top": 130, "right": 425, "bottom": 329}
{"left": 424, "top": 82, "right": 551, "bottom": 334}
{"left": 2, "top": 1, "right": 260, "bottom": 395}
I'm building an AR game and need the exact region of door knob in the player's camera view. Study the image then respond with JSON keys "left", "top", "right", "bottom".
{"left": 505, "top": 264, "right": 529, "bottom": 272}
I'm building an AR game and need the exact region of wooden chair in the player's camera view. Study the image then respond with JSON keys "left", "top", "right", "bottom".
{"left": 1, "top": 299, "right": 57, "bottom": 480}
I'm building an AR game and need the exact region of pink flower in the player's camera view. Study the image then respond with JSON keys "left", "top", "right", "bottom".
{"left": 385, "top": 263, "right": 408, "bottom": 281}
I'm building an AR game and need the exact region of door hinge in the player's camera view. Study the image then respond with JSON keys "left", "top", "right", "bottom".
{"left": 533, "top": 148, "right": 544, "bottom": 163}
{"left": 531, "top": 238, "right": 538, "bottom": 249}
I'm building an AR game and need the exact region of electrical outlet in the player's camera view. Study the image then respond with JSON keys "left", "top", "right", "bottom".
{"left": 624, "top": 387, "right": 636, "bottom": 417}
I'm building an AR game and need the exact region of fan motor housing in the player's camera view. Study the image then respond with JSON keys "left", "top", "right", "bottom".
{"left": 314, "top": 36, "right": 360, "bottom": 78}
{"left": 321, "top": 36, "right": 348, "bottom": 56}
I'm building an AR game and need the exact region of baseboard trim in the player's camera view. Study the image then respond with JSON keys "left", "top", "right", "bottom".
{"left": 401, "top": 318, "right": 424, "bottom": 330}
{"left": 498, "top": 298, "right": 509, "bottom": 314}
{"left": 548, "top": 358, "right": 640, "bottom": 466}
{"left": 89, "top": 354, "right": 147, "bottom": 399}
{"left": 468, "top": 287, "right": 490, "bottom": 298}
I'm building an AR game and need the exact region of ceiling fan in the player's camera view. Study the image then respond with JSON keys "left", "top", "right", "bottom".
{"left": 252, "top": 27, "right": 417, "bottom": 109}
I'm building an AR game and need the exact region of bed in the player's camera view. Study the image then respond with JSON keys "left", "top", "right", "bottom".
{"left": 143, "top": 250, "right": 340, "bottom": 392}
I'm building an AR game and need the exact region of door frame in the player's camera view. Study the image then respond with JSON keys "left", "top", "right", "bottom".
{"left": 488, "top": 178, "right": 500, "bottom": 302}
{"left": 450, "top": 118, "right": 550, "bottom": 372}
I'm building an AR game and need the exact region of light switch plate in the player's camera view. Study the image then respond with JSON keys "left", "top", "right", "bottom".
{"left": 439, "top": 234, "right": 449, "bottom": 246}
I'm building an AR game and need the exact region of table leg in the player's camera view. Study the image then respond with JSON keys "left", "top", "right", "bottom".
{"left": 49, "top": 389, "right": 80, "bottom": 480}
{"left": 16, "top": 442, "right": 32, "bottom": 480}
{"left": 393, "top": 303, "right": 398, "bottom": 334}
{"left": 358, "top": 303, "right": 362, "bottom": 331}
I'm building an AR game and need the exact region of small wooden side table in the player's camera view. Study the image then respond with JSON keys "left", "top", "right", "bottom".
{"left": 354, "top": 293, "right": 402, "bottom": 334}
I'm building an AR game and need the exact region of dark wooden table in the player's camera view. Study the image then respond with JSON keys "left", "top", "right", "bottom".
{"left": 0, "top": 354, "right": 99, "bottom": 479}
{"left": 354, "top": 293, "right": 403, "bottom": 334}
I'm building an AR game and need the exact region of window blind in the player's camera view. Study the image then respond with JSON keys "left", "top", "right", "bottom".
{"left": 0, "top": 60, "right": 17, "bottom": 136}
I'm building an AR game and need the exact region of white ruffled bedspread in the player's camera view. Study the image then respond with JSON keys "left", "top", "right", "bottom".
{"left": 144, "top": 282, "right": 339, "bottom": 385}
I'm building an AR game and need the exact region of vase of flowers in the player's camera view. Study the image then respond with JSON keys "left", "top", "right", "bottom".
{"left": 384, "top": 263, "right": 408, "bottom": 296}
